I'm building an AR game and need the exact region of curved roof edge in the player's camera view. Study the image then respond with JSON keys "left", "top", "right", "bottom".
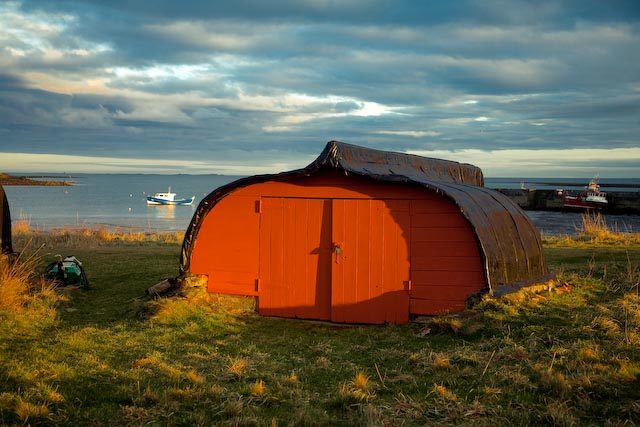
{"left": 312, "top": 140, "right": 484, "bottom": 186}
{"left": 1, "top": 184, "right": 13, "bottom": 255}
{"left": 180, "top": 141, "right": 548, "bottom": 295}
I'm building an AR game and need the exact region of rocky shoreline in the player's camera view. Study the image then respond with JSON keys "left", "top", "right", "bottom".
{"left": 0, "top": 173, "right": 73, "bottom": 186}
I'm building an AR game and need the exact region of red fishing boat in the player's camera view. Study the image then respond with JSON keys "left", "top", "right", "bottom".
{"left": 562, "top": 176, "right": 608, "bottom": 209}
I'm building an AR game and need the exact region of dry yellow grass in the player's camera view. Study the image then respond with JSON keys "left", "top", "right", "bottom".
{"left": 0, "top": 250, "right": 62, "bottom": 316}
{"left": 576, "top": 212, "right": 640, "bottom": 244}
{"left": 283, "top": 371, "right": 299, "bottom": 384}
{"left": 433, "top": 355, "right": 453, "bottom": 369}
{"left": 12, "top": 219, "right": 31, "bottom": 234}
{"left": 543, "top": 212, "right": 640, "bottom": 247}
{"left": 337, "top": 370, "right": 375, "bottom": 403}
{"left": 12, "top": 225, "right": 184, "bottom": 247}
{"left": 0, "top": 255, "right": 31, "bottom": 311}
{"left": 14, "top": 401, "right": 50, "bottom": 420}
{"left": 576, "top": 345, "right": 600, "bottom": 362}
{"left": 353, "top": 371, "right": 370, "bottom": 394}
{"left": 11, "top": 211, "right": 33, "bottom": 235}
{"left": 227, "top": 357, "right": 249, "bottom": 378}
{"left": 133, "top": 353, "right": 162, "bottom": 368}
{"left": 250, "top": 379, "right": 266, "bottom": 397}
{"left": 580, "top": 212, "right": 611, "bottom": 236}
{"left": 432, "top": 384, "right": 458, "bottom": 402}
{"left": 185, "top": 370, "right": 205, "bottom": 385}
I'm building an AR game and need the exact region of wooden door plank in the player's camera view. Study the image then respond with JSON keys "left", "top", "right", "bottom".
{"left": 332, "top": 199, "right": 410, "bottom": 324}
{"left": 259, "top": 198, "right": 332, "bottom": 320}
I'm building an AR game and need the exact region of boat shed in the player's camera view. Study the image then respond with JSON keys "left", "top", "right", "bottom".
{"left": 1, "top": 184, "right": 12, "bottom": 255}
{"left": 180, "top": 141, "right": 549, "bottom": 324}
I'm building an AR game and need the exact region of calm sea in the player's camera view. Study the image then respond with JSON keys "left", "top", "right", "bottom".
{"left": 4, "top": 174, "right": 240, "bottom": 232}
{"left": 3, "top": 174, "right": 640, "bottom": 236}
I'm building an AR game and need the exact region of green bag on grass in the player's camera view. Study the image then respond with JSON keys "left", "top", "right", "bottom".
{"left": 44, "top": 255, "right": 90, "bottom": 289}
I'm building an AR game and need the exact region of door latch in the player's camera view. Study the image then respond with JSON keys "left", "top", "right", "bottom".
{"left": 333, "top": 243, "right": 342, "bottom": 263}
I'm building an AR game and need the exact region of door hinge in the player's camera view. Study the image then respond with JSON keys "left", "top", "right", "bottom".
{"left": 405, "top": 280, "right": 412, "bottom": 291}
{"left": 255, "top": 200, "right": 261, "bottom": 213}
{"left": 255, "top": 278, "right": 260, "bottom": 292}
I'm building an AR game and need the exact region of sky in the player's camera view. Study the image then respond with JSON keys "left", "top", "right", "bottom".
{"left": 1, "top": 0, "right": 639, "bottom": 177}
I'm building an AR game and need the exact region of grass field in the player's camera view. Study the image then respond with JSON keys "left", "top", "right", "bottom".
{"left": 1, "top": 226, "right": 639, "bottom": 426}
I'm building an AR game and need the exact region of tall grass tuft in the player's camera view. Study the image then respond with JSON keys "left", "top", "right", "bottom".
{"left": 576, "top": 212, "right": 640, "bottom": 244}
{"left": 0, "top": 249, "right": 65, "bottom": 336}
{"left": 12, "top": 211, "right": 33, "bottom": 235}
{"left": 336, "top": 370, "right": 375, "bottom": 405}
{"left": 227, "top": 357, "right": 249, "bottom": 378}
{"left": 0, "top": 255, "right": 33, "bottom": 312}
{"left": 0, "top": 250, "right": 60, "bottom": 313}
{"left": 579, "top": 212, "right": 613, "bottom": 238}
{"left": 250, "top": 379, "right": 266, "bottom": 397}
{"left": 544, "top": 212, "right": 640, "bottom": 247}
{"left": 12, "top": 219, "right": 31, "bottom": 235}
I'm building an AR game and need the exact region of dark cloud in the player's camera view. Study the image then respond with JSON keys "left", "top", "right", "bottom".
{"left": 0, "top": 1, "right": 639, "bottom": 175}
{"left": 18, "top": 0, "right": 640, "bottom": 26}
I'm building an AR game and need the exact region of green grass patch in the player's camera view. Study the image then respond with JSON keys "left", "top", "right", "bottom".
{"left": 1, "top": 234, "right": 639, "bottom": 425}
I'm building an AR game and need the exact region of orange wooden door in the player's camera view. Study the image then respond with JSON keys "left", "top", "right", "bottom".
{"left": 258, "top": 197, "right": 332, "bottom": 320}
{"left": 331, "top": 199, "right": 411, "bottom": 324}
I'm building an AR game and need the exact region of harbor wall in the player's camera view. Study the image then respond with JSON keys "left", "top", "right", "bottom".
{"left": 495, "top": 189, "right": 640, "bottom": 214}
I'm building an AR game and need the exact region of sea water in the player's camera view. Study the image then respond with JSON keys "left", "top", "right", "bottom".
{"left": 4, "top": 174, "right": 640, "bottom": 235}
{"left": 3, "top": 174, "right": 240, "bottom": 232}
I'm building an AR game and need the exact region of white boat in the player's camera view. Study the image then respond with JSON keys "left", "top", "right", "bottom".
{"left": 146, "top": 187, "right": 195, "bottom": 206}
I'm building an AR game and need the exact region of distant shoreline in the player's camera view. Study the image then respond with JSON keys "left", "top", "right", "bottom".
{"left": 0, "top": 173, "right": 73, "bottom": 186}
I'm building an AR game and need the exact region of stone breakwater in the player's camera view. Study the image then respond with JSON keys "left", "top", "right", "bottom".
{"left": 496, "top": 188, "right": 640, "bottom": 214}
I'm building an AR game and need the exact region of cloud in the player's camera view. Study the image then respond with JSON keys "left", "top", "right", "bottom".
{"left": 0, "top": 0, "right": 638, "bottom": 175}
{"left": 375, "top": 130, "right": 441, "bottom": 138}
{"left": 0, "top": 150, "right": 316, "bottom": 174}
{"left": 407, "top": 147, "right": 640, "bottom": 177}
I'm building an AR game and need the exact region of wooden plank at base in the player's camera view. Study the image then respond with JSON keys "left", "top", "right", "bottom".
{"left": 209, "top": 283, "right": 258, "bottom": 297}
{"left": 410, "top": 298, "right": 466, "bottom": 315}
{"left": 208, "top": 270, "right": 258, "bottom": 296}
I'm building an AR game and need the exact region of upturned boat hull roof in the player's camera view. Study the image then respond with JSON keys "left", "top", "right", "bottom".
{"left": 181, "top": 141, "right": 550, "bottom": 295}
